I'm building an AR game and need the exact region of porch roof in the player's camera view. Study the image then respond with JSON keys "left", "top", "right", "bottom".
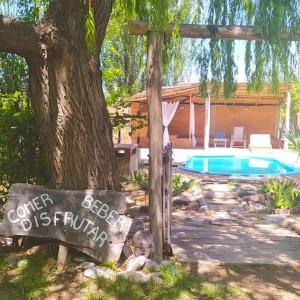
{"left": 131, "top": 82, "right": 290, "bottom": 106}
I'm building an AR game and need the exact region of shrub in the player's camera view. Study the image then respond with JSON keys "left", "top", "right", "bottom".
{"left": 261, "top": 179, "right": 300, "bottom": 209}
{"left": 130, "top": 171, "right": 149, "bottom": 190}
{"left": 172, "top": 174, "right": 194, "bottom": 196}
{"left": 130, "top": 172, "right": 194, "bottom": 196}
{"left": 285, "top": 126, "right": 300, "bottom": 158}
{"left": 0, "top": 93, "right": 48, "bottom": 207}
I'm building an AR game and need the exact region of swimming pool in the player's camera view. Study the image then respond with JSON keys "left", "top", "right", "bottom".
{"left": 179, "top": 155, "right": 300, "bottom": 177}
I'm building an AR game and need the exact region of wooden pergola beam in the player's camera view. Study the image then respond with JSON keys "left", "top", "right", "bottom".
{"left": 130, "top": 20, "right": 300, "bottom": 41}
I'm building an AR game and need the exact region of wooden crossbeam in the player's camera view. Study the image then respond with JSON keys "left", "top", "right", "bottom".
{"left": 130, "top": 20, "right": 300, "bottom": 41}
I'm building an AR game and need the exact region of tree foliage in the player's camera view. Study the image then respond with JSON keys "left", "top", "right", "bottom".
{"left": 118, "top": 0, "right": 300, "bottom": 97}
{"left": 0, "top": 3, "right": 48, "bottom": 202}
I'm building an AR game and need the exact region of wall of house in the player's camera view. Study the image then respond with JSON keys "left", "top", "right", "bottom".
{"left": 210, "top": 105, "right": 278, "bottom": 137}
{"left": 131, "top": 102, "right": 281, "bottom": 148}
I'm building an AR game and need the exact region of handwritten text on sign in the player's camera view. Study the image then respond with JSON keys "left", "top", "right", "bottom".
{"left": 0, "top": 184, "right": 132, "bottom": 261}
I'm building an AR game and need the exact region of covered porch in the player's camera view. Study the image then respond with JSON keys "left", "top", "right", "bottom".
{"left": 131, "top": 83, "right": 290, "bottom": 150}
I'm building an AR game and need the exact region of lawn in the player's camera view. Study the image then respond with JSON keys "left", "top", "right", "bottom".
{"left": 0, "top": 248, "right": 247, "bottom": 300}
{"left": 1, "top": 246, "right": 300, "bottom": 299}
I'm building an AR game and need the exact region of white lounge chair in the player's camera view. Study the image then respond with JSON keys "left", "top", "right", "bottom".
{"left": 249, "top": 134, "right": 273, "bottom": 152}
{"left": 230, "top": 127, "right": 246, "bottom": 148}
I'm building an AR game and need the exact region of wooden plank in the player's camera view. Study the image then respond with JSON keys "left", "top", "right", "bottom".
{"left": 130, "top": 20, "right": 300, "bottom": 41}
{"left": 0, "top": 183, "right": 133, "bottom": 262}
{"left": 57, "top": 243, "right": 69, "bottom": 271}
{"left": 147, "top": 32, "right": 164, "bottom": 263}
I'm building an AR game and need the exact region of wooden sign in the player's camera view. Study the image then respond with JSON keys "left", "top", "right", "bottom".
{"left": 0, "top": 183, "right": 133, "bottom": 262}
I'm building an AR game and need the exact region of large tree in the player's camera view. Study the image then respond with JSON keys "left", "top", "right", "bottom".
{"left": 0, "top": 0, "right": 119, "bottom": 190}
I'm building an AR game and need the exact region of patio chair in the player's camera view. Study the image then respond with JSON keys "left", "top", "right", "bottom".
{"left": 230, "top": 127, "right": 247, "bottom": 148}
{"left": 249, "top": 134, "right": 273, "bottom": 152}
{"left": 213, "top": 131, "right": 227, "bottom": 147}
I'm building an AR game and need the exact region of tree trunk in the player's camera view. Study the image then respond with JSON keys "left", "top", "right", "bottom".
{"left": 0, "top": 0, "right": 120, "bottom": 190}
{"left": 147, "top": 32, "right": 163, "bottom": 263}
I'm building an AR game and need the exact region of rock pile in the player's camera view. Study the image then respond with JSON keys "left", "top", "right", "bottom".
{"left": 238, "top": 184, "right": 268, "bottom": 213}
{"left": 74, "top": 229, "right": 170, "bottom": 284}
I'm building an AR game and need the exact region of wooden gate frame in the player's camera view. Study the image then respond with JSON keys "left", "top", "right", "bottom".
{"left": 162, "top": 144, "right": 172, "bottom": 251}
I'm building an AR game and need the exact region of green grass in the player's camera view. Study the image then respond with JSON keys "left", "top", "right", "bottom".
{"left": 85, "top": 262, "right": 246, "bottom": 300}
{"left": 0, "top": 252, "right": 247, "bottom": 300}
{"left": 0, "top": 251, "right": 57, "bottom": 300}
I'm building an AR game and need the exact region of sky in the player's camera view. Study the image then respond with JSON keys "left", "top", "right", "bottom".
{"left": 189, "top": 40, "right": 247, "bottom": 83}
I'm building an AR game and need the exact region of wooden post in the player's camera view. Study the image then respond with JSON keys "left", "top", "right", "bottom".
{"left": 284, "top": 91, "right": 291, "bottom": 151}
{"left": 57, "top": 243, "right": 69, "bottom": 271}
{"left": 147, "top": 31, "right": 163, "bottom": 263}
{"left": 204, "top": 91, "right": 211, "bottom": 150}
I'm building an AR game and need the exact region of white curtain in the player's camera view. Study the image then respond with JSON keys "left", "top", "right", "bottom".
{"left": 189, "top": 102, "right": 197, "bottom": 147}
{"left": 162, "top": 102, "right": 179, "bottom": 147}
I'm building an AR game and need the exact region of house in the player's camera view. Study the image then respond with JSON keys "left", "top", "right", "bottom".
{"left": 130, "top": 82, "right": 290, "bottom": 149}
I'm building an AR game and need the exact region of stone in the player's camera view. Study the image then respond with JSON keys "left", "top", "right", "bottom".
{"left": 72, "top": 256, "right": 87, "bottom": 263}
{"left": 26, "top": 244, "right": 49, "bottom": 255}
{"left": 5, "top": 256, "right": 18, "bottom": 266}
{"left": 240, "top": 201, "right": 248, "bottom": 209}
{"left": 210, "top": 211, "right": 234, "bottom": 221}
{"left": 172, "top": 197, "right": 190, "bottom": 206}
{"left": 148, "top": 272, "right": 163, "bottom": 284}
{"left": 249, "top": 202, "right": 267, "bottom": 213}
{"left": 187, "top": 201, "right": 200, "bottom": 211}
{"left": 199, "top": 199, "right": 208, "bottom": 207}
{"left": 122, "top": 242, "right": 134, "bottom": 258}
{"left": 161, "top": 260, "right": 173, "bottom": 266}
{"left": 138, "top": 205, "right": 149, "bottom": 213}
{"left": 66, "top": 266, "right": 77, "bottom": 273}
{"left": 292, "top": 223, "right": 300, "bottom": 235}
{"left": 190, "top": 188, "right": 203, "bottom": 197}
{"left": 0, "top": 237, "right": 12, "bottom": 246}
{"left": 126, "top": 255, "right": 146, "bottom": 271}
{"left": 79, "top": 262, "right": 96, "bottom": 270}
{"left": 126, "top": 197, "right": 135, "bottom": 206}
{"left": 263, "top": 215, "right": 285, "bottom": 224}
{"left": 218, "top": 179, "right": 229, "bottom": 184}
{"left": 204, "top": 191, "right": 237, "bottom": 199}
{"left": 118, "top": 271, "right": 149, "bottom": 283}
{"left": 144, "top": 258, "right": 159, "bottom": 270}
{"left": 243, "top": 194, "right": 266, "bottom": 204}
{"left": 238, "top": 185, "right": 257, "bottom": 197}
{"left": 17, "top": 259, "right": 29, "bottom": 268}
{"left": 132, "top": 230, "right": 154, "bottom": 258}
{"left": 83, "top": 266, "right": 116, "bottom": 279}
{"left": 127, "top": 219, "right": 144, "bottom": 239}
{"left": 199, "top": 199, "right": 208, "bottom": 212}
{"left": 238, "top": 190, "right": 256, "bottom": 197}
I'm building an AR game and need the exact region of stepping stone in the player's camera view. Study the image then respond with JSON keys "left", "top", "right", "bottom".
{"left": 263, "top": 215, "right": 285, "bottom": 224}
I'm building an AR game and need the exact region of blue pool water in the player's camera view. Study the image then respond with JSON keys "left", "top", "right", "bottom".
{"left": 179, "top": 156, "right": 300, "bottom": 177}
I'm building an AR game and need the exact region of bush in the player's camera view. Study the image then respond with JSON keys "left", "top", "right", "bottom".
{"left": 130, "top": 172, "right": 194, "bottom": 196}
{"left": 285, "top": 126, "right": 300, "bottom": 158}
{"left": 261, "top": 179, "right": 300, "bottom": 209}
{"left": 172, "top": 174, "right": 194, "bottom": 196}
{"left": 0, "top": 93, "right": 48, "bottom": 207}
{"left": 130, "top": 171, "right": 149, "bottom": 190}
